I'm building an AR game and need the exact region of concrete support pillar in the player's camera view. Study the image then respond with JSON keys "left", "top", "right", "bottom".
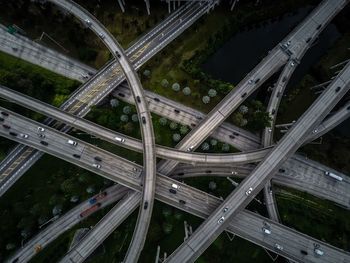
{"left": 144, "top": 0, "right": 151, "bottom": 15}
{"left": 117, "top": 0, "right": 125, "bottom": 13}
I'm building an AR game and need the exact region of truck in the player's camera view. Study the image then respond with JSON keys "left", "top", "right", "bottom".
{"left": 79, "top": 203, "right": 101, "bottom": 218}
{"left": 325, "top": 171, "right": 343, "bottom": 182}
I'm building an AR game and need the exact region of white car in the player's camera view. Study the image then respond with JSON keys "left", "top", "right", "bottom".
{"left": 275, "top": 243, "right": 283, "bottom": 250}
{"left": 262, "top": 227, "right": 271, "bottom": 235}
{"left": 92, "top": 163, "right": 101, "bottom": 169}
{"left": 187, "top": 146, "right": 195, "bottom": 152}
{"left": 171, "top": 183, "right": 180, "bottom": 189}
{"left": 290, "top": 61, "right": 295, "bottom": 67}
{"left": 98, "top": 33, "right": 105, "bottom": 39}
{"left": 245, "top": 187, "right": 253, "bottom": 196}
{"left": 85, "top": 19, "right": 91, "bottom": 26}
{"left": 38, "top": 127, "right": 45, "bottom": 132}
{"left": 20, "top": 134, "right": 29, "bottom": 139}
{"left": 217, "top": 216, "right": 225, "bottom": 224}
{"left": 223, "top": 207, "right": 228, "bottom": 213}
{"left": 313, "top": 129, "right": 318, "bottom": 133}
{"left": 67, "top": 140, "right": 78, "bottom": 146}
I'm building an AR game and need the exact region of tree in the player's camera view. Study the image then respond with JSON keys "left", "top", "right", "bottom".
{"left": 232, "top": 112, "right": 244, "bottom": 127}
{"left": 86, "top": 186, "right": 95, "bottom": 194}
{"left": 123, "top": 106, "right": 131, "bottom": 114}
{"left": 210, "top": 139, "right": 218, "bottom": 146}
{"left": 239, "top": 105, "right": 249, "bottom": 114}
{"left": 162, "top": 222, "right": 173, "bottom": 234}
{"left": 120, "top": 114, "right": 129, "bottom": 122}
{"left": 180, "top": 125, "right": 189, "bottom": 134}
{"left": 222, "top": 143, "right": 230, "bottom": 152}
{"left": 172, "top": 133, "right": 181, "bottom": 142}
{"left": 110, "top": 98, "right": 119, "bottom": 108}
{"left": 183, "top": 86, "right": 191, "bottom": 95}
{"left": 172, "top": 83, "right": 180, "bottom": 92}
{"left": 61, "top": 178, "right": 75, "bottom": 193}
{"left": 240, "top": 118, "right": 248, "bottom": 127}
{"left": 169, "top": 122, "right": 178, "bottom": 130}
{"left": 143, "top": 69, "right": 151, "bottom": 77}
{"left": 202, "top": 96, "right": 210, "bottom": 104}
{"left": 161, "top": 79, "right": 169, "bottom": 87}
{"left": 201, "top": 142, "right": 210, "bottom": 151}
{"left": 209, "top": 181, "right": 217, "bottom": 190}
{"left": 131, "top": 114, "right": 138, "bottom": 122}
{"left": 159, "top": 117, "right": 168, "bottom": 126}
{"left": 208, "top": 89, "right": 217, "bottom": 97}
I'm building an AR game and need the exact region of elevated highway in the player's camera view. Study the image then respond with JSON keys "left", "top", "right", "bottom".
{"left": 2, "top": 108, "right": 349, "bottom": 263}
{"left": 164, "top": 46, "right": 350, "bottom": 262}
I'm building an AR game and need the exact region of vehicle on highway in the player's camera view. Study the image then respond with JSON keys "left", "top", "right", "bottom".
{"left": 324, "top": 171, "right": 343, "bottom": 181}
{"left": 205, "top": 170, "right": 212, "bottom": 174}
{"left": 241, "top": 92, "right": 247, "bottom": 98}
{"left": 92, "top": 163, "right": 101, "bottom": 169}
{"left": 174, "top": 109, "right": 180, "bottom": 114}
{"left": 223, "top": 207, "right": 228, "bottom": 213}
{"left": 312, "top": 129, "right": 318, "bottom": 133}
{"left": 306, "top": 37, "right": 311, "bottom": 43}
{"left": 0, "top": 117, "right": 4, "bottom": 122}
{"left": 9, "top": 132, "right": 17, "bottom": 137}
{"left": 115, "top": 136, "right": 125, "bottom": 143}
{"left": 190, "top": 123, "right": 196, "bottom": 127}
{"left": 262, "top": 227, "right": 271, "bottom": 235}
{"left": 300, "top": 250, "right": 308, "bottom": 255}
{"left": 115, "top": 51, "right": 121, "bottom": 58}
{"left": 275, "top": 243, "right": 283, "bottom": 251}
{"left": 335, "top": 86, "right": 341, "bottom": 92}
{"left": 290, "top": 61, "right": 295, "bottom": 67}
{"left": 233, "top": 132, "right": 239, "bottom": 136}
{"left": 12, "top": 257, "right": 19, "bottom": 263}
{"left": 314, "top": 248, "right": 324, "bottom": 256}
{"left": 40, "top": 141, "right": 48, "bottom": 146}
{"left": 282, "top": 76, "right": 287, "bottom": 82}
{"left": 347, "top": 105, "right": 350, "bottom": 110}
{"left": 34, "top": 244, "right": 42, "bottom": 253}
{"left": 38, "top": 133, "right": 45, "bottom": 138}
{"left": 196, "top": 116, "right": 203, "bottom": 120}
{"left": 136, "top": 96, "right": 141, "bottom": 103}
{"left": 276, "top": 91, "right": 281, "bottom": 98}
{"left": 231, "top": 171, "right": 238, "bottom": 175}
{"left": 1, "top": 111, "right": 9, "bottom": 116}
{"left": 187, "top": 145, "right": 195, "bottom": 151}
{"left": 20, "top": 133, "right": 29, "bottom": 139}
{"left": 217, "top": 217, "right": 225, "bottom": 224}
{"left": 132, "top": 167, "right": 137, "bottom": 172}
{"left": 38, "top": 127, "right": 45, "bottom": 132}
{"left": 98, "top": 33, "right": 105, "bottom": 39}
{"left": 268, "top": 128, "right": 272, "bottom": 132}
{"left": 142, "top": 116, "right": 146, "bottom": 124}
{"left": 268, "top": 187, "right": 273, "bottom": 194}
{"left": 84, "top": 19, "right": 91, "bottom": 26}
{"left": 271, "top": 109, "right": 276, "bottom": 115}
{"left": 2, "top": 124, "right": 10, "bottom": 129}
{"left": 89, "top": 192, "right": 107, "bottom": 205}
{"left": 255, "top": 78, "right": 260, "bottom": 84}
{"left": 73, "top": 154, "right": 81, "bottom": 159}
{"left": 245, "top": 187, "right": 253, "bottom": 196}
{"left": 179, "top": 200, "right": 186, "bottom": 205}
{"left": 229, "top": 135, "right": 235, "bottom": 139}
{"left": 144, "top": 201, "right": 148, "bottom": 209}
{"left": 94, "top": 156, "right": 102, "bottom": 162}
{"left": 248, "top": 79, "right": 253, "bottom": 84}
{"left": 169, "top": 189, "right": 177, "bottom": 194}
{"left": 154, "top": 97, "right": 160, "bottom": 102}
{"left": 171, "top": 183, "right": 180, "bottom": 189}
{"left": 67, "top": 139, "right": 78, "bottom": 146}
{"left": 316, "top": 24, "right": 322, "bottom": 30}
{"left": 79, "top": 203, "right": 101, "bottom": 218}
{"left": 118, "top": 93, "right": 125, "bottom": 97}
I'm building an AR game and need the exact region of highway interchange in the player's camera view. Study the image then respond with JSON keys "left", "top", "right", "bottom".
{"left": 0, "top": 0, "right": 350, "bottom": 262}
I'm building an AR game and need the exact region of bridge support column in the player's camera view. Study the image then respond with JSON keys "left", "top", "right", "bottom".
{"left": 117, "top": 0, "right": 125, "bottom": 13}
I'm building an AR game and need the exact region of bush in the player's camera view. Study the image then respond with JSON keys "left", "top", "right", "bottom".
{"left": 123, "top": 106, "right": 131, "bottom": 114}
{"left": 120, "top": 114, "right": 129, "bottom": 122}
{"left": 183, "top": 86, "right": 191, "bottom": 95}
{"left": 172, "top": 83, "right": 180, "bottom": 92}
{"left": 222, "top": 143, "right": 230, "bottom": 152}
{"left": 210, "top": 139, "right": 217, "bottom": 146}
{"left": 180, "top": 125, "right": 189, "bottom": 134}
{"left": 131, "top": 114, "right": 139, "bottom": 122}
{"left": 161, "top": 79, "right": 169, "bottom": 87}
{"left": 208, "top": 89, "right": 217, "bottom": 97}
{"left": 169, "top": 122, "right": 178, "bottom": 130}
{"left": 143, "top": 69, "right": 151, "bottom": 77}
{"left": 172, "top": 133, "right": 181, "bottom": 142}
{"left": 159, "top": 117, "right": 168, "bottom": 126}
{"left": 110, "top": 98, "right": 119, "bottom": 108}
{"left": 201, "top": 142, "right": 210, "bottom": 151}
{"left": 202, "top": 96, "right": 210, "bottom": 104}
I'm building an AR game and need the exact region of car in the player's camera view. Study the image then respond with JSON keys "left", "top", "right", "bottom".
{"left": 278, "top": 168, "right": 285, "bottom": 173}
{"left": 223, "top": 207, "right": 228, "bottom": 213}
{"left": 262, "top": 227, "right": 271, "bottom": 234}
{"left": 271, "top": 109, "right": 276, "bottom": 115}
{"left": 282, "top": 76, "right": 287, "bottom": 82}
{"left": 38, "top": 133, "right": 45, "bottom": 138}
{"left": 73, "top": 154, "right": 81, "bottom": 159}
{"left": 275, "top": 243, "right": 283, "bottom": 250}
{"left": 190, "top": 123, "right": 196, "bottom": 127}
{"left": 174, "top": 109, "right": 180, "bottom": 114}
{"left": 268, "top": 128, "right": 272, "bottom": 133}
{"left": 248, "top": 79, "right": 253, "bottom": 84}
{"left": 9, "top": 132, "right": 17, "bottom": 137}
{"left": 0, "top": 117, "right": 4, "bottom": 122}
{"left": 276, "top": 91, "right": 281, "bottom": 98}
{"left": 316, "top": 24, "right": 322, "bottom": 30}
{"left": 179, "top": 200, "right": 186, "bottom": 205}
{"left": 217, "top": 216, "right": 225, "bottom": 224}
{"left": 306, "top": 37, "right": 311, "bottom": 43}
{"left": 12, "top": 257, "right": 19, "bottom": 263}
{"left": 40, "top": 141, "right": 48, "bottom": 146}
{"left": 12, "top": 47, "right": 18, "bottom": 52}
{"left": 177, "top": 172, "right": 184, "bottom": 176}
{"left": 132, "top": 167, "right": 137, "bottom": 171}
{"left": 98, "top": 33, "right": 105, "bottom": 39}
{"left": 38, "top": 127, "right": 45, "bottom": 132}
{"left": 94, "top": 156, "right": 102, "bottom": 162}
{"left": 88, "top": 72, "right": 94, "bottom": 76}
{"left": 241, "top": 92, "right": 247, "bottom": 98}
{"left": 115, "top": 137, "right": 125, "bottom": 143}
{"left": 20, "top": 133, "right": 29, "bottom": 139}
{"left": 142, "top": 116, "right": 146, "bottom": 124}
{"left": 268, "top": 187, "right": 273, "bottom": 194}
{"left": 2, "top": 124, "right": 10, "bottom": 129}
{"left": 347, "top": 106, "right": 350, "bottom": 111}
{"left": 115, "top": 51, "right": 121, "bottom": 58}
{"left": 196, "top": 116, "right": 203, "bottom": 120}
{"left": 1, "top": 111, "right": 9, "bottom": 117}
{"left": 144, "top": 201, "right": 148, "bottom": 209}
{"left": 335, "top": 86, "right": 341, "bottom": 92}
{"left": 205, "top": 170, "right": 212, "bottom": 174}
{"left": 254, "top": 78, "right": 260, "bottom": 84}
{"left": 82, "top": 75, "right": 89, "bottom": 79}
{"left": 85, "top": 19, "right": 91, "bottom": 26}
{"left": 92, "top": 163, "right": 101, "bottom": 169}
{"left": 153, "top": 97, "right": 160, "bottom": 102}
{"left": 300, "top": 250, "right": 308, "bottom": 255}
{"left": 171, "top": 183, "right": 180, "bottom": 189}
{"left": 136, "top": 96, "right": 141, "bottom": 103}
{"left": 245, "top": 187, "right": 253, "bottom": 196}
{"left": 118, "top": 93, "right": 125, "bottom": 97}
{"left": 290, "top": 61, "right": 295, "bottom": 67}
{"left": 233, "top": 132, "right": 239, "bottom": 136}
{"left": 231, "top": 171, "right": 238, "bottom": 175}
{"left": 187, "top": 145, "right": 195, "bottom": 152}
{"left": 229, "top": 135, "right": 235, "bottom": 139}
{"left": 312, "top": 129, "right": 318, "bottom": 133}
{"left": 314, "top": 248, "right": 324, "bottom": 256}
{"left": 67, "top": 140, "right": 78, "bottom": 146}
{"left": 169, "top": 189, "right": 177, "bottom": 194}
